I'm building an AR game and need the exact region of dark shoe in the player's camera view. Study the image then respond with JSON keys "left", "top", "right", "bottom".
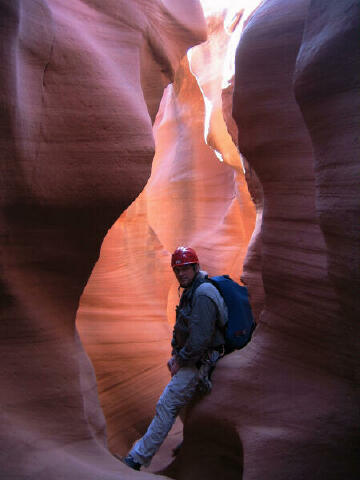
{"left": 114, "top": 453, "right": 141, "bottom": 471}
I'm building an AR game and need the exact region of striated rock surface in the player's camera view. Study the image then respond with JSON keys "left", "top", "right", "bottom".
{"left": 77, "top": 5, "right": 256, "bottom": 456}
{"left": 293, "top": 0, "right": 360, "bottom": 321}
{"left": 2, "top": 0, "right": 358, "bottom": 479}
{"left": 142, "top": 4, "right": 360, "bottom": 476}
{"left": 0, "top": 1, "right": 206, "bottom": 478}
{"left": 166, "top": 1, "right": 359, "bottom": 479}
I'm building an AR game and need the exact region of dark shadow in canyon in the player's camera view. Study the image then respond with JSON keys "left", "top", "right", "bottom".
{"left": 158, "top": 410, "right": 244, "bottom": 480}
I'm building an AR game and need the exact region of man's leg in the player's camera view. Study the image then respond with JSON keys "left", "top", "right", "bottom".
{"left": 128, "top": 366, "right": 199, "bottom": 467}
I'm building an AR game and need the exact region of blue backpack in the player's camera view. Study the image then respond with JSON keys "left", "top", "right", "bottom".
{"left": 208, "top": 275, "right": 256, "bottom": 354}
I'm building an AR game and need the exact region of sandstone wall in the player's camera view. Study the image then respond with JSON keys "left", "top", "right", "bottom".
{"left": 294, "top": 0, "right": 360, "bottom": 321}
{"left": 1, "top": 0, "right": 358, "bottom": 479}
{"left": 165, "top": 1, "right": 359, "bottom": 479}
{"left": 0, "top": 1, "right": 206, "bottom": 478}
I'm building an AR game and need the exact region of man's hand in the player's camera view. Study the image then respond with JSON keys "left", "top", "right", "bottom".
{"left": 167, "top": 356, "right": 180, "bottom": 377}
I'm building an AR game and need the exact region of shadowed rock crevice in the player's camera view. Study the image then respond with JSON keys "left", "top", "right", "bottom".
{"left": 160, "top": 414, "right": 243, "bottom": 480}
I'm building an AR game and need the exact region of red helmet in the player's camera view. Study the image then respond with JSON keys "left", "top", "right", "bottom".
{"left": 171, "top": 246, "right": 199, "bottom": 268}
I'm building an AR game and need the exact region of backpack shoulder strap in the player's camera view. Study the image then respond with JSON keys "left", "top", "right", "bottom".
{"left": 195, "top": 280, "right": 228, "bottom": 327}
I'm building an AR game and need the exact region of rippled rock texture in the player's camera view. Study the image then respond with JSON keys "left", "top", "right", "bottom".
{"left": 0, "top": 1, "right": 206, "bottom": 478}
{"left": 166, "top": 1, "right": 359, "bottom": 479}
{"left": 1, "top": 0, "right": 359, "bottom": 479}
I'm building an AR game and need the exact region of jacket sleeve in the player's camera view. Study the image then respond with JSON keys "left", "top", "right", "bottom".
{"left": 171, "top": 325, "right": 178, "bottom": 355}
{"left": 176, "top": 293, "right": 217, "bottom": 367}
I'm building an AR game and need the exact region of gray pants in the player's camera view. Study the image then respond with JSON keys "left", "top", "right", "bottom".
{"left": 129, "top": 366, "right": 199, "bottom": 467}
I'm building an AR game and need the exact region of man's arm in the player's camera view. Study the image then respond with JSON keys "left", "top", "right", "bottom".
{"left": 175, "top": 294, "right": 217, "bottom": 367}
{"left": 167, "top": 356, "right": 180, "bottom": 376}
{"left": 168, "top": 323, "right": 181, "bottom": 376}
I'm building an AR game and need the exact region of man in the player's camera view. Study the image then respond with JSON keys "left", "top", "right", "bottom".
{"left": 120, "top": 246, "right": 227, "bottom": 471}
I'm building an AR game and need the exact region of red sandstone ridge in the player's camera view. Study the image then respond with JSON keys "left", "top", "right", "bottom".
{"left": 164, "top": 1, "right": 359, "bottom": 479}
{"left": 0, "top": 1, "right": 206, "bottom": 478}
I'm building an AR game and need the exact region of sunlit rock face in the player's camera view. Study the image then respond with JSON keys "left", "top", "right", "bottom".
{"left": 77, "top": 5, "right": 256, "bottom": 455}
{"left": 166, "top": 1, "right": 359, "bottom": 479}
{"left": 0, "top": 0, "right": 206, "bottom": 478}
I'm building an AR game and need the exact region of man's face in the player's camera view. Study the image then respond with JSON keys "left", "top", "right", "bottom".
{"left": 173, "top": 264, "right": 198, "bottom": 288}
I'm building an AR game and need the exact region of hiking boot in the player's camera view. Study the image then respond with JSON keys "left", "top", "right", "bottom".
{"left": 114, "top": 453, "right": 141, "bottom": 471}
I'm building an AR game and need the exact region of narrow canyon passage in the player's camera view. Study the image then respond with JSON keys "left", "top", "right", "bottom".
{"left": 76, "top": 2, "right": 257, "bottom": 459}
{"left": 77, "top": 1, "right": 359, "bottom": 478}
{"left": 1, "top": 1, "right": 359, "bottom": 479}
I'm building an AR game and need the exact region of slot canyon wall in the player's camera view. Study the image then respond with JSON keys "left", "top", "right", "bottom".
{"left": 1, "top": 1, "right": 359, "bottom": 480}
{"left": 0, "top": 0, "right": 207, "bottom": 478}
{"left": 164, "top": 1, "right": 359, "bottom": 479}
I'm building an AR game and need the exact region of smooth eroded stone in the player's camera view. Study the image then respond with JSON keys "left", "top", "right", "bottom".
{"left": 0, "top": 1, "right": 206, "bottom": 478}
{"left": 165, "top": 1, "right": 359, "bottom": 478}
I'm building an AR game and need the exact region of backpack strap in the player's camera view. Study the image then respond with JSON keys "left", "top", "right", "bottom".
{"left": 181, "top": 272, "right": 228, "bottom": 328}
{"left": 195, "top": 281, "right": 228, "bottom": 328}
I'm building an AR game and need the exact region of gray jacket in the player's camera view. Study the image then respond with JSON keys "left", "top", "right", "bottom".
{"left": 171, "top": 271, "right": 227, "bottom": 367}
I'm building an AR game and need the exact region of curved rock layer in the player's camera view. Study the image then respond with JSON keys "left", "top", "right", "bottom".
{"left": 0, "top": 1, "right": 206, "bottom": 478}
{"left": 2, "top": 0, "right": 359, "bottom": 479}
{"left": 77, "top": 6, "right": 256, "bottom": 455}
{"left": 294, "top": 0, "right": 360, "bottom": 321}
{"left": 167, "top": 1, "right": 359, "bottom": 479}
